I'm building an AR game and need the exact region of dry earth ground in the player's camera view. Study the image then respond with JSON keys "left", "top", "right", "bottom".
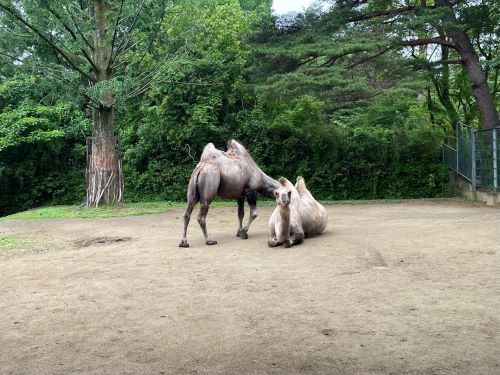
{"left": 0, "top": 202, "right": 499, "bottom": 375}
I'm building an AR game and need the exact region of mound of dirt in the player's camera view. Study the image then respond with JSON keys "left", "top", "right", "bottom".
{"left": 73, "top": 236, "right": 131, "bottom": 248}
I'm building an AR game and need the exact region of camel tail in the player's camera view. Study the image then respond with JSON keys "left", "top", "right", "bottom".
{"left": 187, "top": 164, "right": 202, "bottom": 204}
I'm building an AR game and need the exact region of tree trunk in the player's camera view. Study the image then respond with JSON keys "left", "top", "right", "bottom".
{"left": 437, "top": 0, "right": 499, "bottom": 129}
{"left": 86, "top": 108, "right": 124, "bottom": 207}
{"left": 86, "top": 0, "right": 124, "bottom": 207}
{"left": 450, "top": 33, "right": 499, "bottom": 129}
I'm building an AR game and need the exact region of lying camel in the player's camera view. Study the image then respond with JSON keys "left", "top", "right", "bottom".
{"left": 268, "top": 176, "right": 327, "bottom": 248}
{"left": 179, "top": 140, "right": 280, "bottom": 247}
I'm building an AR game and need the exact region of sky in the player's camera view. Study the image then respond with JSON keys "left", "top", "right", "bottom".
{"left": 272, "top": 0, "right": 316, "bottom": 14}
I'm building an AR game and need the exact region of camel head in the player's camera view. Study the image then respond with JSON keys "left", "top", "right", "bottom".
{"left": 275, "top": 177, "right": 293, "bottom": 206}
{"left": 274, "top": 187, "right": 292, "bottom": 206}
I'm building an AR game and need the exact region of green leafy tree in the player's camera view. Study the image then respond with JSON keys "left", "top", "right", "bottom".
{"left": 325, "top": 0, "right": 499, "bottom": 129}
{"left": 0, "top": 0, "right": 175, "bottom": 206}
{"left": 119, "top": 0, "right": 252, "bottom": 199}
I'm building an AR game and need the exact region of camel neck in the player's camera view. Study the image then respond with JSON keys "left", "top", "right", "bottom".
{"left": 259, "top": 173, "right": 280, "bottom": 199}
{"left": 278, "top": 204, "right": 290, "bottom": 236}
{"left": 279, "top": 204, "right": 290, "bottom": 217}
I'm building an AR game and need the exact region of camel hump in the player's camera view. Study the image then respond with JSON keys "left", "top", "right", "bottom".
{"left": 227, "top": 139, "right": 248, "bottom": 156}
{"left": 200, "top": 142, "right": 223, "bottom": 162}
{"left": 295, "top": 176, "right": 314, "bottom": 200}
{"left": 295, "top": 176, "right": 307, "bottom": 195}
{"left": 200, "top": 142, "right": 215, "bottom": 156}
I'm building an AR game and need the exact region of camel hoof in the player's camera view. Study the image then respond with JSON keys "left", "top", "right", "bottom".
{"left": 268, "top": 241, "right": 279, "bottom": 248}
{"left": 236, "top": 230, "right": 248, "bottom": 239}
{"left": 179, "top": 241, "right": 189, "bottom": 248}
{"left": 206, "top": 240, "right": 218, "bottom": 246}
{"left": 284, "top": 240, "right": 293, "bottom": 248}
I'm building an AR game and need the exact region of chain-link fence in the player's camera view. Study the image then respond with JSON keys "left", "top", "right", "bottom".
{"left": 443, "top": 123, "right": 499, "bottom": 191}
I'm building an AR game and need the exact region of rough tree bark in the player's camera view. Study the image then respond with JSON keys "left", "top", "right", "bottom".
{"left": 86, "top": 0, "right": 123, "bottom": 207}
{"left": 435, "top": 0, "right": 499, "bottom": 129}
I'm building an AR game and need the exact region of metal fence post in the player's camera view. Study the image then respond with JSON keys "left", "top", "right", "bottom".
{"left": 493, "top": 128, "right": 498, "bottom": 191}
{"left": 471, "top": 128, "right": 476, "bottom": 189}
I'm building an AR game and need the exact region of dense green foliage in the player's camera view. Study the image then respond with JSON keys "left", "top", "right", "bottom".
{"left": 0, "top": 74, "right": 90, "bottom": 214}
{"left": 1, "top": 0, "right": 498, "bottom": 215}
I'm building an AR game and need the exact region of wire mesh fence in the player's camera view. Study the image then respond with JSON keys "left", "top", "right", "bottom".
{"left": 443, "top": 123, "right": 499, "bottom": 191}
{"left": 457, "top": 124, "right": 473, "bottom": 181}
{"left": 443, "top": 143, "right": 457, "bottom": 172}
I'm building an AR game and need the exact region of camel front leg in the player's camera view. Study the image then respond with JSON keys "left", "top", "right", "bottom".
{"left": 284, "top": 231, "right": 304, "bottom": 248}
{"left": 198, "top": 202, "right": 217, "bottom": 245}
{"left": 236, "top": 197, "right": 247, "bottom": 238}
{"left": 241, "top": 190, "right": 258, "bottom": 239}
{"left": 267, "top": 234, "right": 282, "bottom": 247}
{"left": 268, "top": 219, "right": 280, "bottom": 247}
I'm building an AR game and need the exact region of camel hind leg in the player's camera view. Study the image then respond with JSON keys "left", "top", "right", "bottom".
{"left": 197, "top": 166, "right": 220, "bottom": 245}
{"left": 179, "top": 167, "right": 201, "bottom": 248}
{"left": 236, "top": 197, "right": 246, "bottom": 238}
{"left": 179, "top": 200, "right": 198, "bottom": 248}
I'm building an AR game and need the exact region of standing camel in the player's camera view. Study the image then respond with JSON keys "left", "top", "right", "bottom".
{"left": 179, "top": 140, "right": 280, "bottom": 247}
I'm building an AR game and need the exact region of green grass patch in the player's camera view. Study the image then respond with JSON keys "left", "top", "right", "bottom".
{"left": 0, "top": 201, "right": 177, "bottom": 221}
{"left": 0, "top": 197, "right": 470, "bottom": 221}
{"left": 0, "top": 236, "right": 38, "bottom": 252}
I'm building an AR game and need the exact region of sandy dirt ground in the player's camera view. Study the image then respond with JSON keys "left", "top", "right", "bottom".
{"left": 0, "top": 201, "right": 499, "bottom": 375}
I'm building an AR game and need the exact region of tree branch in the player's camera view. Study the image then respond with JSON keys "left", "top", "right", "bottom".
{"left": 348, "top": 6, "right": 416, "bottom": 22}
{"left": 45, "top": 5, "right": 77, "bottom": 40}
{"left": 132, "top": 1, "right": 168, "bottom": 69}
{"left": 346, "top": 46, "right": 393, "bottom": 68}
{"left": 156, "top": 79, "right": 225, "bottom": 86}
{"left": 430, "top": 59, "right": 463, "bottom": 65}
{"left": 401, "top": 38, "right": 456, "bottom": 49}
{"left": 63, "top": 4, "right": 94, "bottom": 51}
{"left": 112, "top": 0, "right": 146, "bottom": 63}
{"left": 288, "top": 55, "right": 319, "bottom": 72}
{"left": 111, "top": 36, "right": 146, "bottom": 68}
{"left": 0, "top": 50, "right": 99, "bottom": 107}
{"left": 475, "top": 35, "right": 489, "bottom": 60}
{"left": 108, "top": 0, "right": 126, "bottom": 69}
{"left": 321, "top": 46, "right": 371, "bottom": 67}
{"left": 0, "top": 3, "right": 95, "bottom": 82}
{"left": 44, "top": 4, "right": 96, "bottom": 70}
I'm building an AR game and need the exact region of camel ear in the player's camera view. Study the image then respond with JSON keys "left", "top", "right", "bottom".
{"left": 279, "top": 177, "right": 286, "bottom": 185}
